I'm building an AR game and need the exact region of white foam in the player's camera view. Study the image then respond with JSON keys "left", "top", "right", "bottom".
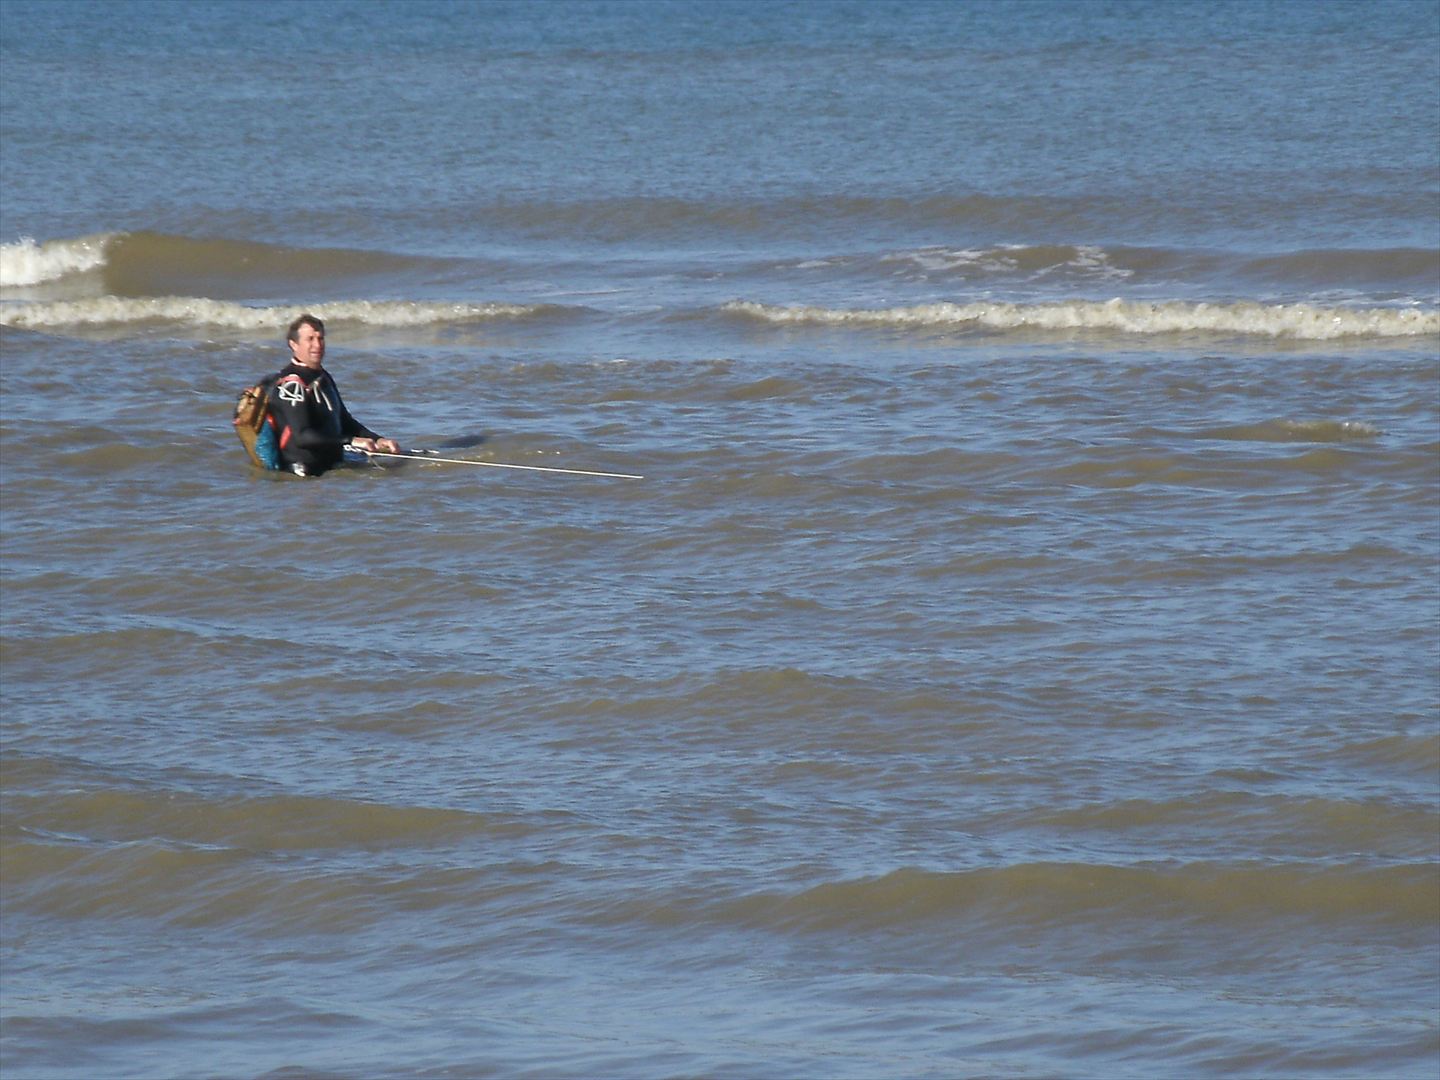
{"left": 876, "top": 245, "right": 1133, "bottom": 283}
{"left": 0, "top": 295, "right": 559, "bottom": 331}
{"left": 0, "top": 234, "right": 116, "bottom": 287}
{"left": 881, "top": 247, "right": 1015, "bottom": 274}
{"left": 1064, "top": 245, "right": 1132, "bottom": 282}
{"left": 1275, "top": 419, "right": 1383, "bottom": 441}
{"left": 723, "top": 298, "right": 1440, "bottom": 340}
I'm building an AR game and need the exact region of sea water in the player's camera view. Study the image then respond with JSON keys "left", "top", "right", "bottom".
{"left": 2, "top": 1, "right": 1437, "bottom": 1077}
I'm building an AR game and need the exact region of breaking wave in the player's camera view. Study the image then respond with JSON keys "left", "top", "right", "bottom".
{"left": 844, "top": 243, "right": 1439, "bottom": 293}
{"left": 723, "top": 298, "right": 1440, "bottom": 340}
{"left": 0, "top": 295, "right": 577, "bottom": 332}
{"left": 0, "top": 231, "right": 449, "bottom": 297}
{"left": 0, "top": 234, "right": 111, "bottom": 287}
{"left": 6, "top": 231, "right": 1435, "bottom": 342}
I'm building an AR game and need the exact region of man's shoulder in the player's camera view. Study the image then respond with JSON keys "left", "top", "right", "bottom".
{"left": 272, "top": 370, "right": 308, "bottom": 405}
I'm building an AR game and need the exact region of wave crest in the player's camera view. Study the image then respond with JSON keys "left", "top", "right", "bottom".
{"left": 0, "top": 295, "right": 576, "bottom": 331}
{"left": 723, "top": 298, "right": 1440, "bottom": 340}
{"left": 0, "top": 234, "right": 114, "bottom": 287}
{"left": 0, "top": 231, "right": 460, "bottom": 299}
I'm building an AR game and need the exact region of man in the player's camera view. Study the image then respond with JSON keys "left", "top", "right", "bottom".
{"left": 268, "top": 314, "right": 401, "bottom": 476}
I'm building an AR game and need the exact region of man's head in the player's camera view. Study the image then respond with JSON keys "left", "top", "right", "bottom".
{"left": 286, "top": 313, "right": 325, "bottom": 369}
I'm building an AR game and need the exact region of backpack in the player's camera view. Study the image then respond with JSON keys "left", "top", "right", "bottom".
{"left": 233, "top": 375, "right": 282, "bottom": 470}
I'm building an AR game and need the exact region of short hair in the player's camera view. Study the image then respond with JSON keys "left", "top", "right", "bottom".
{"left": 286, "top": 313, "right": 325, "bottom": 342}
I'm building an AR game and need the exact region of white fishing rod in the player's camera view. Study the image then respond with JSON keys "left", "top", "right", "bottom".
{"left": 355, "top": 447, "right": 644, "bottom": 480}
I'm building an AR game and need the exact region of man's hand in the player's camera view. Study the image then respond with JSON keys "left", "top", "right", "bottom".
{"left": 351, "top": 437, "right": 402, "bottom": 454}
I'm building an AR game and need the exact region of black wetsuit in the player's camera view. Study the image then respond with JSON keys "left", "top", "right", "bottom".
{"left": 268, "top": 362, "right": 380, "bottom": 476}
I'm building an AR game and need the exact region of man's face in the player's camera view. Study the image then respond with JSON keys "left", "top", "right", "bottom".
{"left": 289, "top": 323, "right": 325, "bottom": 369}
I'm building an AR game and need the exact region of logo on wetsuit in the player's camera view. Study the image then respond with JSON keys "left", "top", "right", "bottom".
{"left": 275, "top": 378, "right": 306, "bottom": 406}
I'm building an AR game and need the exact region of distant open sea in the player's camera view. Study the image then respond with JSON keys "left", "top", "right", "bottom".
{"left": 2, "top": 2, "right": 1438, "bottom": 1077}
